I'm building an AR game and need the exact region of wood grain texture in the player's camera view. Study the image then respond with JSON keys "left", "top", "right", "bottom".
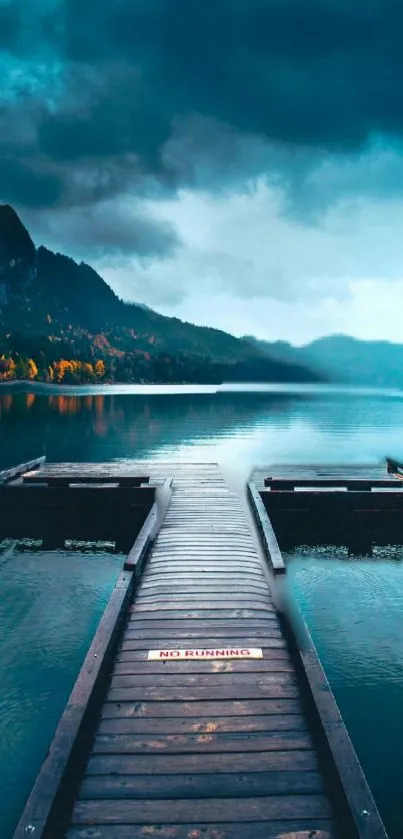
{"left": 71, "top": 796, "right": 332, "bottom": 824}
{"left": 85, "top": 750, "right": 320, "bottom": 775}
{"left": 78, "top": 770, "right": 323, "bottom": 799}
{"left": 67, "top": 822, "right": 335, "bottom": 839}
{"left": 98, "top": 714, "right": 308, "bottom": 735}
{"left": 107, "top": 684, "right": 302, "bottom": 702}
{"left": 92, "top": 730, "right": 311, "bottom": 755}
{"left": 100, "top": 698, "right": 303, "bottom": 719}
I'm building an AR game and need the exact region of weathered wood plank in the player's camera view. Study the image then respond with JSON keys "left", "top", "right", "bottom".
{"left": 23, "top": 473, "right": 150, "bottom": 486}
{"left": 72, "top": 795, "right": 332, "bottom": 824}
{"left": 109, "top": 672, "right": 297, "bottom": 689}
{"left": 100, "top": 698, "right": 303, "bottom": 719}
{"left": 98, "top": 714, "right": 307, "bottom": 734}
{"left": 248, "top": 481, "right": 285, "bottom": 573}
{"left": 1, "top": 484, "right": 155, "bottom": 505}
{"left": 107, "top": 684, "right": 301, "bottom": 702}
{"left": 264, "top": 477, "right": 400, "bottom": 489}
{"left": 112, "top": 659, "right": 294, "bottom": 675}
{"left": 142, "top": 565, "right": 267, "bottom": 577}
{"left": 144, "top": 556, "right": 261, "bottom": 564}
{"left": 123, "top": 618, "right": 278, "bottom": 631}
{"left": 136, "top": 591, "right": 270, "bottom": 603}
{"left": 261, "top": 489, "right": 403, "bottom": 509}
{"left": 138, "top": 583, "right": 269, "bottom": 594}
{"left": 85, "top": 750, "right": 319, "bottom": 775}
{"left": 92, "top": 730, "right": 311, "bottom": 754}
{"left": 155, "top": 539, "right": 252, "bottom": 546}
{"left": 128, "top": 609, "right": 278, "bottom": 621}
{"left": 135, "top": 590, "right": 271, "bottom": 602}
{"left": 124, "top": 624, "right": 280, "bottom": 638}
{"left": 124, "top": 630, "right": 282, "bottom": 644}
{"left": 78, "top": 769, "right": 323, "bottom": 800}
{"left": 0, "top": 455, "right": 46, "bottom": 485}
{"left": 67, "top": 822, "right": 334, "bottom": 839}
{"left": 142, "top": 576, "right": 266, "bottom": 586}
{"left": 133, "top": 602, "right": 275, "bottom": 613}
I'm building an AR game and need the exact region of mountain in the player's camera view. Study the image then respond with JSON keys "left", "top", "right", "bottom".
{"left": 244, "top": 334, "right": 403, "bottom": 389}
{"left": 0, "top": 205, "right": 320, "bottom": 385}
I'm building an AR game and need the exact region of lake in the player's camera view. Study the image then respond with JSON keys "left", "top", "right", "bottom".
{"left": 1, "top": 383, "right": 403, "bottom": 838}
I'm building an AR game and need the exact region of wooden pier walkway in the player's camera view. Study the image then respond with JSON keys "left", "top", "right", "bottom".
{"left": 12, "top": 461, "right": 389, "bottom": 839}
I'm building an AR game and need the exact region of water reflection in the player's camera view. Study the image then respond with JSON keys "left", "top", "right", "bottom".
{"left": 1, "top": 388, "right": 403, "bottom": 475}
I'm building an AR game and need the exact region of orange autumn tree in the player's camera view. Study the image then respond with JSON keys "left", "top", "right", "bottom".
{"left": 53, "top": 359, "right": 71, "bottom": 383}
{"left": 51, "top": 359, "right": 104, "bottom": 383}
{"left": 94, "top": 359, "right": 106, "bottom": 380}
{"left": 27, "top": 358, "right": 38, "bottom": 380}
{"left": 0, "top": 355, "right": 16, "bottom": 381}
{"left": 0, "top": 354, "right": 106, "bottom": 384}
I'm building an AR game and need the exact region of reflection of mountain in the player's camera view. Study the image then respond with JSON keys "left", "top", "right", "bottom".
{"left": 1, "top": 389, "right": 403, "bottom": 476}
{"left": 244, "top": 335, "right": 403, "bottom": 389}
{"left": 0, "top": 205, "right": 320, "bottom": 385}
{"left": 0, "top": 390, "right": 305, "bottom": 467}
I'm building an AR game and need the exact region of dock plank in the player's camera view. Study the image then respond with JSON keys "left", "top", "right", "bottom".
{"left": 98, "top": 714, "right": 308, "bottom": 734}
{"left": 67, "top": 823, "right": 335, "bottom": 839}
{"left": 112, "top": 659, "right": 294, "bottom": 674}
{"left": 107, "top": 683, "right": 301, "bottom": 702}
{"left": 71, "top": 795, "right": 332, "bottom": 823}
{"left": 78, "top": 770, "right": 323, "bottom": 799}
{"left": 92, "top": 731, "right": 312, "bottom": 754}
{"left": 85, "top": 750, "right": 320, "bottom": 775}
{"left": 100, "top": 698, "right": 303, "bottom": 718}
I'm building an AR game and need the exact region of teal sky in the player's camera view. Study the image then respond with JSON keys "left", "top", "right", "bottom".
{"left": 1, "top": 0, "right": 403, "bottom": 343}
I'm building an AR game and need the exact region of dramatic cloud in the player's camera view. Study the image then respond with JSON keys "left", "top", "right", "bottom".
{"left": 2, "top": 0, "right": 403, "bottom": 339}
{"left": 23, "top": 198, "right": 179, "bottom": 260}
{"left": 3, "top": 0, "right": 403, "bottom": 204}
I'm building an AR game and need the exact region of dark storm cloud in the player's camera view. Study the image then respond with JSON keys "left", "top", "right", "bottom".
{"left": 47, "top": 0, "right": 403, "bottom": 147}
{"left": 0, "top": 156, "right": 62, "bottom": 208}
{"left": 23, "top": 199, "right": 180, "bottom": 260}
{"left": 2, "top": 0, "right": 403, "bottom": 217}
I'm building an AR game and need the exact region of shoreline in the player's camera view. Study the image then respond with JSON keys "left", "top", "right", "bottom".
{"left": 0, "top": 380, "right": 402, "bottom": 397}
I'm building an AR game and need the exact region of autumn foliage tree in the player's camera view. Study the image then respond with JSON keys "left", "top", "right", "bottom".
{"left": 0, "top": 354, "right": 107, "bottom": 384}
{"left": 0, "top": 355, "right": 16, "bottom": 381}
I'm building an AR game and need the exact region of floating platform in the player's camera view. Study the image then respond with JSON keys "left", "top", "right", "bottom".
{"left": 7, "top": 459, "right": 392, "bottom": 839}
{"left": 250, "top": 458, "right": 403, "bottom": 555}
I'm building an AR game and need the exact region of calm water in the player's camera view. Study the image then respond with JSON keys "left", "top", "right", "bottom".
{"left": 1, "top": 384, "right": 403, "bottom": 837}
{"left": 0, "top": 548, "right": 121, "bottom": 837}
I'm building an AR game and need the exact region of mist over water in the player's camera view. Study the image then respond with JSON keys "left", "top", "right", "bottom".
{"left": 1, "top": 384, "right": 403, "bottom": 837}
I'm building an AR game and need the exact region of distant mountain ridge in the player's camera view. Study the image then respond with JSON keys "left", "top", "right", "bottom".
{"left": 243, "top": 335, "right": 403, "bottom": 389}
{"left": 0, "top": 205, "right": 320, "bottom": 384}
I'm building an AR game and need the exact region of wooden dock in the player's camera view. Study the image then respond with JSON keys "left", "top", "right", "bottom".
{"left": 10, "top": 460, "right": 390, "bottom": 839}
{"left": 250, "top": 460, "right": 403, "bottom": 554}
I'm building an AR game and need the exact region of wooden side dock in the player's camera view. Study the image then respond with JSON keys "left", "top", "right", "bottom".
{"left": 251, "top": 460, "right": 403, "bottom": 552}
{"left": 12, "top": 461, "right": 389, "bottom": 839}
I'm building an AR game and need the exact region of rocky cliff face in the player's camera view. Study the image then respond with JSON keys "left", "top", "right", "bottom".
{"left": 0, "top": 205, "right": 37, "bottom": 305}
